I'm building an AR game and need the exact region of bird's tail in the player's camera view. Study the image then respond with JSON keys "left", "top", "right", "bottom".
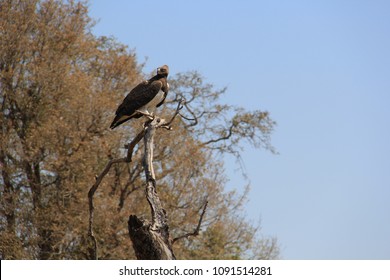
{"left": 109, "top": 120, "right": 119, "bottom": 129}
{"left": 110, "top": 112, "right": 146, "bottom": 129}
{"left": 110, "top": 115, "right": 130, "bottom": 129}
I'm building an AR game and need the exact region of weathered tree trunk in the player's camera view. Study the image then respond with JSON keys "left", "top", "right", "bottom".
{"left": 128, "top": 118, "right": 175, "bottom": 260}
{"left": 87, "top": 103, "right": 207, "bottom": 260}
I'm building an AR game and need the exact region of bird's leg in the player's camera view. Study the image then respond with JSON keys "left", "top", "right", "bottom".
{"left": 135, "top": 110, "right": 154, "bottom": 120}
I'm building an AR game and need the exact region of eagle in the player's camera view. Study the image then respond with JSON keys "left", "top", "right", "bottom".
{"left": 110, "top": 65, "right": 169, "bottom": 129}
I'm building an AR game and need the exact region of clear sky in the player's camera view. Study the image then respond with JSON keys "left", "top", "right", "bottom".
{"left": 89, "top": 0, "right": 390, "bottom": 259}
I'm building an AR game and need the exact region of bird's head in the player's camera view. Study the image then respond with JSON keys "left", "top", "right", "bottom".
{"left": 157, "top": 65, "right": 169, "bottom": 76}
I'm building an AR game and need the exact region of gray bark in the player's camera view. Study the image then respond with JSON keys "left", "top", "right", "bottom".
{"left": 128, "top": 118, "right": 175, "bottom": 260}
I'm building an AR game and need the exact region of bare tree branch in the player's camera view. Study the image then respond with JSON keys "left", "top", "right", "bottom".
{"left": 159, "top": 98, "right": 184, "bottom": 130}
{"left": 201, "top": 122, "right": 235, "bottom": 146}
{"left": 87, "top": 128, "right": 145, "bottom": 260}
{"left": 172, "top": 200, "right": 208, "bottom": 244}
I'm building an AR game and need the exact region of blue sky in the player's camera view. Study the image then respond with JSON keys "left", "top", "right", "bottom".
{"left": 89, "top": 0, "right": 390, "bottom": 259}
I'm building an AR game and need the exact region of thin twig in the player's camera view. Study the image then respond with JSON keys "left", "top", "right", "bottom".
{"left": 200, "top": 122, "right": 235, "bottom": 146}
{"left": 172, "top": 200, "right": 208, "bottom": 244}
{"left": 159, "top": 99, "right": 184, "bottom": 130}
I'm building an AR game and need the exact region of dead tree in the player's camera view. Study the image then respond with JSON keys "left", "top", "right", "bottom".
{"left": 87, "top": 101, "right": 208, "bottom": 260}
{"left": 128, "top": 117, "right": 175, "bottom": 260}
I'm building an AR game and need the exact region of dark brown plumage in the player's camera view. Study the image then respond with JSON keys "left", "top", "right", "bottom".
{"left": 110, "top": 65, "right": 169, "bottom": 129}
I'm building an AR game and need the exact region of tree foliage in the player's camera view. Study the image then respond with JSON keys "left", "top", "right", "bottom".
{"left": 0, "top": 0, "right": 279, "bottom": 260}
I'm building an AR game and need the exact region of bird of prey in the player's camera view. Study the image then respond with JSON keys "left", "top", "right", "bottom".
{"left": 110, "top": 65, "right": 169, "bottom": 129}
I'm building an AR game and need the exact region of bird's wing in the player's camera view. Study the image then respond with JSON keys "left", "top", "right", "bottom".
{"left": 110, "top": 80, "right": 162, "bottom": 129}
{"left": 115, "top": 80, "right": 162, "bottom": 116}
